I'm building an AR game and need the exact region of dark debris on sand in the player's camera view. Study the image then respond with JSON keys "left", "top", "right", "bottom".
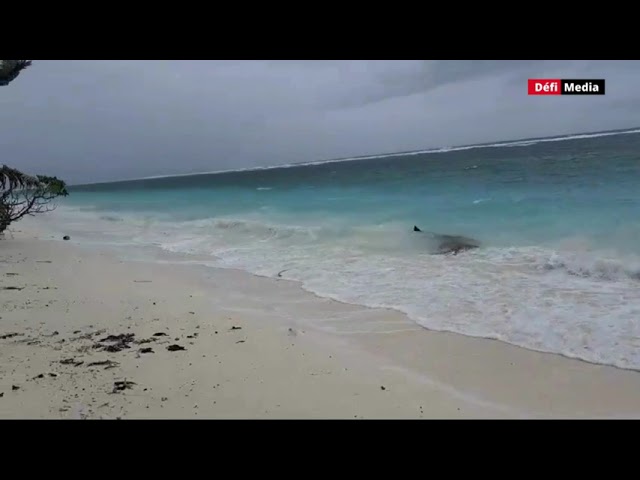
{"left": 112, "top": 380, "right": 136, "bottom": 393}
{"left": 100, "top": 333, "right": 135, "bottom": 343}
{"left": 60, "top": 358, "right": 84, "bottom": 366}
{"left": 73, "top": 329, "right": 105, "bottom": 341}
{"left": 139, "top": 347, "right": 154, "bottom": 354}
{"left": 167, "top": 344, "right": 186, "bottom": 352}
{"left": 0, "top": 332, "right": 22, "bottom": 340}
{"left": 87, "top": 360, "right": 120, "bottom": 369}
{"left": 94, "top": 333, "right": 136, "bottom": 352}
{"left": 152, "top": 332, "right": 168, "bottom": 337}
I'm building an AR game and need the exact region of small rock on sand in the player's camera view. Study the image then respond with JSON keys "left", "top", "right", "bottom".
{"left": 167, "top": 344, "right": 186, "bottom": 352}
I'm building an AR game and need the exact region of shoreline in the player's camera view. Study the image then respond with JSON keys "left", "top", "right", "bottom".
{"left": 2, "top": 229, "right": 640, "bottom": 418}
{"left": 35, "top": 209, "right": 640, "bottom": 374}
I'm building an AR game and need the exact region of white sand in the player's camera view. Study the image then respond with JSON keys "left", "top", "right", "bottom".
{"left": 2, "top": 228, "right": 640, "bottom": 419}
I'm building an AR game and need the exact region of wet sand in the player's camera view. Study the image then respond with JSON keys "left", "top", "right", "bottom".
{"left": 2, "top": 230, "right": 640, "bottom": 419}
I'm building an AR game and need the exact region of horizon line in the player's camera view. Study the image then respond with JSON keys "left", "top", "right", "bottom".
{"left": 70, "top": 125, "right": 640, "bottom": 187}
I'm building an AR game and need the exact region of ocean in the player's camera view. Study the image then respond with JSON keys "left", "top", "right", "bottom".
{"left": 44, "top": 128, "right": 640, "bottom": 370}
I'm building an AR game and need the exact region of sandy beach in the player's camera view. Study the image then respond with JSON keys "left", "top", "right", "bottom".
{"left": 2, "top": 227, "right": 640, "bottom": 419}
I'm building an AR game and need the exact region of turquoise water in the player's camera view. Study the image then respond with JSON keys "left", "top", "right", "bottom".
{"left": 49, "top": 128, "right": 640, "bottom": 370}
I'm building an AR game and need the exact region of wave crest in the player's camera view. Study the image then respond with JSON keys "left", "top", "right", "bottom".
{"left": 541, "top": 252, "right": 640, "bottom": 281}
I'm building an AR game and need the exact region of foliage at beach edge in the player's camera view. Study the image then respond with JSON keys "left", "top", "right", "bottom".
{"left": 1, "top": 60, "right": 69, "bottom": 235}
{"left": 1, "top": 165, "right": 69, "bottom": 234}
{"left": 0, "top": 60, "right": 32, "bottom": 86}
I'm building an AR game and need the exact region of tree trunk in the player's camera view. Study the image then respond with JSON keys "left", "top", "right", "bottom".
{"left": 0, "top": 203, "right": 10, "bottom": 233}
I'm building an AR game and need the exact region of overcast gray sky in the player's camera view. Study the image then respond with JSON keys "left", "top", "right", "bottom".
{"left": 1, "top": 60, "right": 639, "bottom": 184}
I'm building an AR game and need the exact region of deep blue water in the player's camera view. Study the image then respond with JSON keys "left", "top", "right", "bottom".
{"left": 48, "top": 128, "right": 640, "bottom": 370}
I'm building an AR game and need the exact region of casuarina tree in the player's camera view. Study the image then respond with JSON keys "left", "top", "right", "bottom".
{"left": 0, "top": 166, "right": 69, "bottom": 234}
{"left": 0, "top": 60, "right": 32, "bottom": 86}
{"left": 1, "top": 61, "right": 69, "bottom": 234}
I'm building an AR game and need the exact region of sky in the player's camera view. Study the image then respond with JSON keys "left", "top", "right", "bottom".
{"left": 1, "top": 60, "right": 639, "bottom": 184}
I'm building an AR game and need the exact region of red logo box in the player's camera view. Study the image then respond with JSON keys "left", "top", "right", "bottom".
{"left": 528, "top": 79, "right": 561, "bottom": 95}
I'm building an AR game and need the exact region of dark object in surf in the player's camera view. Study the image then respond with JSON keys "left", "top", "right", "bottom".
{"left": 413, "top": 225, "right": 480, "bottom": 255}
{"left": 12, "top": 385, "right": 19, "bottom": 391}
{"left": 230, "top": 326, "right": 242, "bottom": 331}
{"left": 63, "top": 235, "right": 70, "bottom": 240}
{"left": 167, "top": 344, "right": 186, "bottom": 352}
{"left": 153, "top": 332, "right": 168, "bottom": 337}
{"left": 139, "top": 347, "right": 154, "bottom": 354}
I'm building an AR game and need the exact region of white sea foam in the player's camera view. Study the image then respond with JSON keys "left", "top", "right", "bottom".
{"left": 38, "top": 206, "right": 640, "bottom": 371}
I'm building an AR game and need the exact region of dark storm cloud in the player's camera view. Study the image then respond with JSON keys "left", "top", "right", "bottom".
{"left": 1, "top": 60, "right": 639, "bottom": 184}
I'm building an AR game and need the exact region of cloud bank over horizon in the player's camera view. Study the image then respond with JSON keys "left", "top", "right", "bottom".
{"left": 1, "top": 60, "right": 639, "bottom": 184}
